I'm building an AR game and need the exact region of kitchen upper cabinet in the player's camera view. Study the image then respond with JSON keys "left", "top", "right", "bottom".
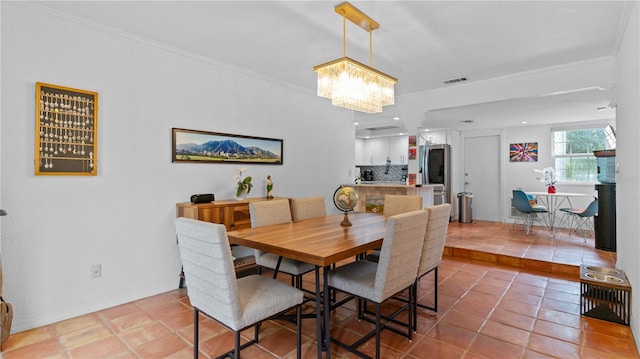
{"left": 355, "top": 138, "right": 385, "bottom": 165}
{"left": 367, "top": 137, "right": 389, "bottom": 164}
{"left": 355, "top": 136, "right": 408, "bottom": 165}
{"left": 389, "top": 136, "right": 408, "bottom": 164}
{"left": 355, "top": 138, "right": 366, "bottom": 165}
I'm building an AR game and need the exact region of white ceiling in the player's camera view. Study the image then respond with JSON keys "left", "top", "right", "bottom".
{"left": 33, "top": 1, "right": 626, "bottom": 133}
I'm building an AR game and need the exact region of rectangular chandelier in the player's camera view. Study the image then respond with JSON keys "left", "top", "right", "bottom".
{"left": 313, "top": 2, "right": 397, "bottom": 114}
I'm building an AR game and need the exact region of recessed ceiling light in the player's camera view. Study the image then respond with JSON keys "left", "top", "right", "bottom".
{"left": 521, "top": 121, "right": 527, "bottom": 124}
{"left": 365, "top": 136, "right": 370, "bottom": 139}
{"left": 354, "top": 122, "right": 359, "bottom": 125}
{"left": 423, "top": 129, "right": 430, "bottom": 132}
{"left": 393, "top": 116, "right": 400, "bottom": 121}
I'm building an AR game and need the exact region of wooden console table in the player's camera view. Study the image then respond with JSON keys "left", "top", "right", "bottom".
{"left": 176, "top": 197, "right": 289, "bottom": 285}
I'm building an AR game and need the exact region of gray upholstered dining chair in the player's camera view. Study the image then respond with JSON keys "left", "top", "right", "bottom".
{"left": 384, "top": 194, "right": 422, "bottom": 215}
{"left": 412, "top": 203, "right": 451, "bottom": 329}
{"left": 175, "top": 217, "right": 303, "bottom": 359}
{"left": 362, "top": 204, "right": 451, "bottom": 331}
{"left": 249, "top": 199, "right": 316, "bottom": 289}
{"left": 327, "top": 209, "right": 429, "bottom": 359}
{"left": 366, "top": 195, "right": 423, "bottom": 262}
{"left": 290, "top": 196, "right": 326, "bottom": 221}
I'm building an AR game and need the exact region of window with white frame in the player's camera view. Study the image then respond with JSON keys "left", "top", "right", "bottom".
{"left": 552, "top": 125, "right": 616, "bottom": 183}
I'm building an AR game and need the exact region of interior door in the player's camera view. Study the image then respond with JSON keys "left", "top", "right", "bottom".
{"left": 464, "top": 135, "right": 501, "bottom": 221}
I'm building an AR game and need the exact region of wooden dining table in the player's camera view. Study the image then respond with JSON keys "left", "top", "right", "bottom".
{"left": 227, "top": 212, "right": 387, "bottom": 359}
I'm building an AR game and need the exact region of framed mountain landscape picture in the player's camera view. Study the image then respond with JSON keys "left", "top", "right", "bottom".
{"left": 172, "top": 128, "right": 283, "bottom": 165}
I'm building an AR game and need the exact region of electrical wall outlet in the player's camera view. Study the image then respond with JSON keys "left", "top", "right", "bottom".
{"left": 91, "top": 264, "right": 101, "bottom": 278}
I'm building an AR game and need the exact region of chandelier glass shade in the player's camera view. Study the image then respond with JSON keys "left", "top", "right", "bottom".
{"left": 313, "top": 2, "right": 397, "bottom": 114}
{"left": 314, "top": 57, "right": 396, "bottom": 113}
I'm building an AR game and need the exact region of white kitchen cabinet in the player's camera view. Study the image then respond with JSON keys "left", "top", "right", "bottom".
{"left": 367, "top": 137, "right": 389, "bottom": 164}
{"left": 355, "top": 136, "right": 409, "bottom": 165}
{"left": 355, "top": 138, "right": 366, "bottom": 165}
{"left": 389, "top": 136, "right": 408, "bottom": 164}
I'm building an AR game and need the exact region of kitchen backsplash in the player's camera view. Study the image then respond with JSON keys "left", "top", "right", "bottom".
{"left": 357, "top": 165, "right": 408, "bottom": 182}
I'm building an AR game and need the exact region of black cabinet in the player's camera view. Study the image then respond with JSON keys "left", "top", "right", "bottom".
{"left": 594, "top": 184, "right": 616, "bottom": 251}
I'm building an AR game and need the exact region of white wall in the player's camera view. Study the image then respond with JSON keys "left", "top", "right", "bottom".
{"left": 0, "top": 3, "right": 354, "bottom": 332}
{"left": 501, "top": 122, "right": 611, "bottom": 221}
{"left": 613, "top": 1, "right": 640, "bottom": 347}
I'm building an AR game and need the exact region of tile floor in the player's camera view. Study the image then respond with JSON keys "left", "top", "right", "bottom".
{"left": 445, "top": 220, "right": 617, "bottom": 275}
{"left": 2, "top": 221, "right": 637, "bottom": 358}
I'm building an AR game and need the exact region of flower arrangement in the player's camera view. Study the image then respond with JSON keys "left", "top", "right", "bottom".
{"left": 533, "top": 167, "right": 557, "bottom": 193}
{"left": 234, "top": 168, "right": 253, "bottom": 197}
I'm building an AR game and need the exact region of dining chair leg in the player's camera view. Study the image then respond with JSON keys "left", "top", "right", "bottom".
{"left": 323, "top": 266, "right": 332, "bottom": 357}
{"left": 273, "top": 256, "right": 284, "bottom": 279}
{"left": 414, "top": 267, "right": 440, "bottom": 332}
{"left": 413, "top": 281, "right": 419, "bottom": 332}
{"left": 193, "top": 309, "right": 199, "bottom": 359}
{"left": 434, "top": 267, "right": 439, "bottom": 312}
{"left": 407, "top": 285, "right": 413, "bottom": 341}
{"left": 234, "top": 331, "right": 240, "bottom": 359}
{"left": 314, "top": 267, "right": 324, "bottom": 355}
{"left": 255, "top": 323, "right": 260, "bottom": 343}
{"left": 375, "top": 303, "right": 381, "bottom": 359}
{"left": 296, "top": 305, "right": 302, "bottom": 359}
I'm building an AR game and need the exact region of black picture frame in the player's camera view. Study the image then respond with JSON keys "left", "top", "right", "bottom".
{"left": 172, "top": 128, "right": 283, "bottom": 165}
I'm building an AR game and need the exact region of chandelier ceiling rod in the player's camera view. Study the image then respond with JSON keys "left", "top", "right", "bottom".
{"left": 342, "top": 10, "right": 347, "bottom": 57}
{"left": 337, "top": 2, "right": 378, "bottom": 66}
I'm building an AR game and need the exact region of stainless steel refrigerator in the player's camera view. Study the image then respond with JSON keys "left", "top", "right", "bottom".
{"left": 421, "top": 144, "right": 451, "bottom": 205}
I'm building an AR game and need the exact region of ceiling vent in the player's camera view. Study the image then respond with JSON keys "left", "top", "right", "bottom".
{"left": 363, "top": 125, "right": 400, "bottom": 131}
{"left": 443, "top": 77, "right": 468, "bottom": 85}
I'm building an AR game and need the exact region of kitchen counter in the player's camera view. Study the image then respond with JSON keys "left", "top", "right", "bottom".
{"left": 347, "top": 183, "right": 444, "bottom": 212}
{"left": 354, "top": 183, "right": 443, "bottom": 188}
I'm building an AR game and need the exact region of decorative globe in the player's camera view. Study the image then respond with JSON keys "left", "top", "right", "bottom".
{"left": 333, "top": 186, "right": 358, "bottom": 226}
{"left": 333, "top": 186, "right": 358, "bottom": 212}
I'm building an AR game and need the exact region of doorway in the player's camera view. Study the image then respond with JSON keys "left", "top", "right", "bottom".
{"left": 463, "top": 135, "right": 501, "bottom": 222}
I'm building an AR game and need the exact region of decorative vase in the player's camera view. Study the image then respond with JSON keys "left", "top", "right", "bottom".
{"left": 547, "top": 185, "right": 556, "bottom": 194}
{"left": 236, "top": 188, "right": 249, "bottom": 201}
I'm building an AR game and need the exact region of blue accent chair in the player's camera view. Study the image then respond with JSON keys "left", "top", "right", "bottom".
{"left": 512, "top": 189, "right": 549, "bottom": 235}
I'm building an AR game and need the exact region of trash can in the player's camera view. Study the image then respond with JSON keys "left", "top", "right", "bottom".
{"left": 457, "top": 192, "right": 473, "bottom": 223}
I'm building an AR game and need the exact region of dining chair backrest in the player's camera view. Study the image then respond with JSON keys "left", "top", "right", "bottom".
{"left": 580, "top": 199, "right": 599, "bottom": 217}
{"left": 384, "top": 195, "right": 422, "bottom": 216}
{"left": 175, "top": 217, "right": 243, "bottom": 330}
{"left": 249, "top": 199, "right": 292, "bottom": 228}
{"left": 417, "top": 204, "right": 451, "bottom": 278}
{"left": 373, "top": 209, "right": 429, "bottom": 302}
{"left": 512, "top": 189, "right": 535, "bottom": 213}
{"left": 290, "top": 196, "right": 326, "bottom": 221}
